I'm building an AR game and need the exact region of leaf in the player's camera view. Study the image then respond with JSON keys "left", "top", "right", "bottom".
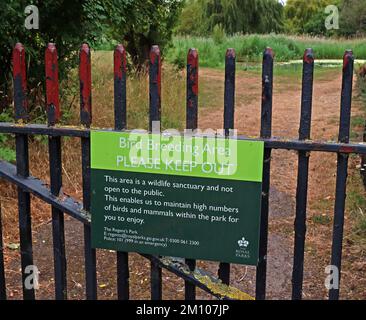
{"left": 6, "top": 243, "right": 20, "bottom": 250}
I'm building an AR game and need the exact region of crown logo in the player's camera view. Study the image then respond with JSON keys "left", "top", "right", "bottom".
{"left": 238, "top": 237, "right": 249, "bottom": 248}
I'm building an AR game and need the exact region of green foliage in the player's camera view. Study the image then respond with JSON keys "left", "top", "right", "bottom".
{"left": 166, "top": 34, "right": 366, "bottom": 68}
{"left": 284, "top": 0, "right": 340, "bottom": 35}
{"left": 0, "top": 0, "right": 103, "bottom": 120}
{"left": 339, "top": 0, "right": 366, "bottom": 36}
{"left": 284, "top": 0, "right": 366, "bottom": 37}
{"left": 311, "top": 214, "right": 332, "bottom": 225}
{"left": 212, "top": 24, "right": 226, "bottom": 44}
{"left": 97, "top": 0, "right": 184, "bottom": 68}
{"left": 174, "top": 0, "right": 207, "bottom": 36}
{"left": 0, "top": 1, "right": 183, "bottom": 122}
{"left": 205, "top": 0, "right": 284, "bottom": 34}
{"left": 0, "top": 109, "right": 15, "bottom": 162}
{"left": 175, "top": 0, "right": 284, "bottom": 36}
{"left": 0, "top": 147, "right": 16, "bottom": 162}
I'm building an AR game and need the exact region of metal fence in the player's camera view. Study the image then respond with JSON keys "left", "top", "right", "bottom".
{"left": 0, "top": 42, "right": 365, "bottom": 300}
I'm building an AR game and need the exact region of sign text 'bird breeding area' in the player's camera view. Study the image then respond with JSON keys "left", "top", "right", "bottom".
{"left": 91, "top": 131, "right": 264, "bottom": 265}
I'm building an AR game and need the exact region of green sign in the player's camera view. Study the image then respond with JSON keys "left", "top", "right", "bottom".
{"left": 91, "top": 131, "right": 264, "bottom": 265}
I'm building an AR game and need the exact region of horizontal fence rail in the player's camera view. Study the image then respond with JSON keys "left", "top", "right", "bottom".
{"left": 0, "top": 123, "right": 364, "bottom": 153}
{"left": 0, "top": 42, "right": 364, "bottom": 300}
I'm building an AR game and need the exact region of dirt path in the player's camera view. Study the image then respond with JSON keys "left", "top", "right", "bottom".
{"left": 1, "top": 66, "right": 365, "bottom": 300}
{"left": 198, "top": 67, "right": 366, "bottom": 299}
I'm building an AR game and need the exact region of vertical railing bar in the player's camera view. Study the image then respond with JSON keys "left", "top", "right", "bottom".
{"left": 186, "top": 48, "right": 198, "bottom": 130}
{"left": 114, "top": 44, "right": 127, "bottom": 131}
{"left": 46, "top": 43, "right": 67, "bottom": 300}
{"left": 0, "top": 204, "right": 6, "bottom": 300}
{"left": 79, "top": 43, "right": 97, "bottom": 300}
{"left": 185, "top": 48, "right": 198, "bottom": 299}
{"left": 149, "top": 45, "right": 162, "bottom": 300}
{"left": 150, "top": 261, "right": 162, "bottom": 300}
{"left": 292, "top": 48, "right": 314, "bottom": 300}
{"left": 329, "top": 50, "right": 354, "bottom": 300}
{"left": 149, "top": 45, "right": 161, "bottom": 132}
{"left": 223, "top": 48, "right": 236, "bottom": 137}
{"left": 13, "top": 43, "right": 35, "bottom": 300}
{"left": 114, "top": 44, "right": 130, "bottom": 300}
{"left": 219, "top": 48, "right": 236, "bottom": 285}
{"left": 256, "top": 47, "right": 274, "bottom": 300}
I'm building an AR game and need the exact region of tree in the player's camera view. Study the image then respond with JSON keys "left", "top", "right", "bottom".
{"left": 284, "top": 0, "right": 340, "bottom": 34}
{"left": 339, "top": 0, "right": 366, "bottom": 36}
{"left": 174, "top": 0, "right": 207, "bottom": 36}
{"left": 174, "top": 0, "right": 284, "bottom": 36}
{"left": 100, "top": 0, "right": 184, "bottom": 68}
{"left": 0, "top": 0, "right": 100, "bottom": 113}
{"left": 0, "top": 0, "right": 183, "bottom": 114}
{"left": 205, "top": 0, "right": 284, "bottom": 34}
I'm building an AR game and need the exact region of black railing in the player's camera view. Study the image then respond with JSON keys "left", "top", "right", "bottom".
{"left": 0, "top": 42, "right": 365, "bottom": 300}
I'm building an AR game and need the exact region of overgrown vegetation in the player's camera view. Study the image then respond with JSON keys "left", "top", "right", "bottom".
{"left": 175, "top": 0, "right": 284, "bottom": 36}
{"left": 283, "top": 0, "right": 340, "bottom": 35}
{"left": 0, "top": 1, "right": 184, "bottom": 115}
{"left": 94, "top": 0, "right": 184, "bottom": 68}
{"left": 0, "top": 110, "right": 16, "bottom": 162}
{"left": 0, "top": 1, "right": 98, "bottom": 115}
{"left": 174, "top": 0, "right": 366, "bottom": 38}
{"left": 284, "top": 0, "right": 366, "bottom": 36}
{"left": 166, "top": 34, "right": 366, "bottom": 68}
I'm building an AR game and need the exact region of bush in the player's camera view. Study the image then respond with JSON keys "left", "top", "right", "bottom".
{"left": 0, "top": 109, "right": 16, "bottom": 162}
{"left": 212, "top": 24, "right": 226, "bottom": 44}
{"left": 0, "top": 1, "right": 101, "bottom": 119}
{"left": 166, "top": 34, "right": 366, "bottom": 68}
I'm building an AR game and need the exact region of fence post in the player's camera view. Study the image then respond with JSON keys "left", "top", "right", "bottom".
{"left": 219, "top": 48, "right": 236, "bottom": 285}
{"left": 45, "top": 43, "right": 61, "bottom": 126}
{"left": 80, "top": 43, "right": 92, "bottom": 127}
{"left": 12, "top": 43, "right": 35, "bottom": 300}
{"left": 292, "top": 48, "right": 314, "bottom": 300}
{"left": 0, "top": 204, "right": 5, "bottom": 300}
{"left": 185, "top": 48, "right": 198, "bottom": 300}
{"left": 79, "top": 43, "right": 97, "bottom": 300}
{"left": 256, "top": 47, "right": 274, "bottom": 300}
{"left": 45, "top": 43, "right": 67, "bottom": 300}
{"left": 13, "top": 43, "right": 28, "bottom": 122}
{"left": 186, "top": 48, "right": 198, "bottom": 130}
{"left": 223, "top": 48, "right": 236, "bottom": 136}
{"left": 329, "top": 50, "right": 354, "bottom": 300}
{"left": 114, "top": 44, "right": 127, "bottom": 131}
{"left": 149, "top": 45, "right": 162, "bottom": 300}
{"left": 361, "top": 121, "right": 366, "bottom": 187}
{"left": 114, "top": 44, "right": 130, "bottom": 300}
{"left": 149, "top": 45, "right": 161, "bottom": 133}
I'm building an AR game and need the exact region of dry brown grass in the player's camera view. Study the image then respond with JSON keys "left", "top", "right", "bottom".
{"left": 0, "top": 50, "right": 222, "bottom": 300}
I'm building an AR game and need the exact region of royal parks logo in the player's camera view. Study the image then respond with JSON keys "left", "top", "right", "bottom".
{"left": 238, "top": 237, "right": 249, "bottom": 248}
{"left": 236, "top": 237, "right": 250, "bottom": 259}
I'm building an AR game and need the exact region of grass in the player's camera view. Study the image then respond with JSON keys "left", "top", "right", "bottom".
{"left": 0, "top": 110, "right": 16, "bottom": 162}
{"left": 166, "top": 34, "right": 366, "bottom": 69}
{"left": 347, "top": 171, "right": 366, "bottom": 247}
{"left": 311, "top": 214, "right": 333, "bottom": 225}
{"left": 62, "top": 51, "right": 186, "bottom": 131}
{"left": 347, "top": 74, "right": 366, "bottom": 245}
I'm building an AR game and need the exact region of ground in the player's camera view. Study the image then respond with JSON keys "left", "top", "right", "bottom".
{"left": 0, "top": 55, "right": 365, "bottom": 299}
